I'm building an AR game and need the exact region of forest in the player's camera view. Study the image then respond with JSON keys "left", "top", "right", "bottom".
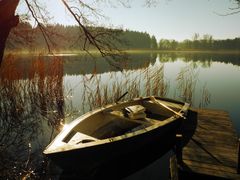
{"left": 6, "top": 23, "right": 240, "bottom": 52}
{"left": 158, "top": 34, "right": 240, "bottom": 51}
{"left": 5, "top": 23, "right": 158, "bottom": 52}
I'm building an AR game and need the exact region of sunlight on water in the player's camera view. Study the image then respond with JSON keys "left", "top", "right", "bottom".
{"left": 62, "top": 123, "right": 70, "bottom": 131}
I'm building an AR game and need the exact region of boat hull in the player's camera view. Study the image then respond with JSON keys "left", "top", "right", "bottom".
{"left": 44, "top": 96, "right": 189, "bottom": 175}
{"left": 47, "top": 115, "right": 182, "bottom": 174}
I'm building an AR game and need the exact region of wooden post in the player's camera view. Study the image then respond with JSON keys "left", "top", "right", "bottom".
{"left": 169, "top": 134, "right": 183, "bottom": 180}
{"left": 169, "top": 155, "right": 179, "bottom": 180}
{"left": 237, "top": 138, "right": 240, "bottom": 174}
{"left": 175, "top": 134, "right": 183, "bottom": 164}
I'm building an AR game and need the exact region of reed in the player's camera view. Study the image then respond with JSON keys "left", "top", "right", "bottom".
{"left": 78, "top": 62, "right": 169, "bottom": 112}
{"left": 175, "top": 63, "right": 199, "bottom": 103}
{"left": 199, "top": 83, "right": 211, "bottom": 108}
{"left": 0, "top": 55, "right": 64, "bottom": 179}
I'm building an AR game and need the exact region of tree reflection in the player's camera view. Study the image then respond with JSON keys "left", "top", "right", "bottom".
{"left": 175, "top": 63, "right": 199, "bottom": 103}
{"left": 157, "top": 52, "right": 240, "bottom": 67}
{"left": 175, "top": 62, "right": 211, "bottom": 107}
{"left": 0, "top": 55, "right": 64, "bottom": 179}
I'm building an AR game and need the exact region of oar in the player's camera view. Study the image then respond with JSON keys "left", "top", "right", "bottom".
{"left": 116, "top": 91, "right": 128, "bottom": 103}
{"left": 149, "top": 96, "right": 185, "bottom": 118}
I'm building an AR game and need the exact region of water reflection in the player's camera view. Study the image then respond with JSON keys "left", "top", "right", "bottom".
{"left": 1, "top": 51, "right": 239, "bottom": 179}
{"left": 11, "top": 52, "right": 239, "bottom": 77}
{"left": 0, "top": 55, "right": 64, "bottom": 179}
{"left": 158, "top": 52, "right": 240, "bottom": 67}
{"left": 175, "top": 63, "right": 199, "bottom": 103}
{"left": 73, "top": 63, "right": 170, "bottom": 113}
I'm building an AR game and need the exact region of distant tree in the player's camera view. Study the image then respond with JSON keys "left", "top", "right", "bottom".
{"left": 192, "top": 33, "right": 200, "bottom": 41}
{"left": 150, "top": 35, "right": 158, "bottom": 49}
{"left": 159, "top": 39, "right": 179, "bottom": 50}
{"left": 192, "top": 33, "right": 200, "bottom": 49}
{"left": 183, "top": 35, "right": 239, "bottom": 50}
{"left": 159, "top": 39, "right": 170, "bottom": 50}
{"left": 201, "top": 34, "right": 213, "bottom": 49}
{"left": 170, "top": 40, "right": 178, "bottom": 50}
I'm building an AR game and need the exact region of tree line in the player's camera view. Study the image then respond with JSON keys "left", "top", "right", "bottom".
{"left": 6, "top": 24, "right": 240, "bottom": 52}
{"left": 6, "top": 23, "right": 158, "bottom": 52}
{"left": 158, "top": 33, "right": 240, "bottom": 51}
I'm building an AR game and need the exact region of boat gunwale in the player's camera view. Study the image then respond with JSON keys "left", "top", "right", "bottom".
{"left": 43, "top": 97, "right": 189, "bottom": 154}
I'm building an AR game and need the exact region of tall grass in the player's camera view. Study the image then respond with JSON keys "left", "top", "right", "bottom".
{"left": 76, "top": 60, "right": 210, "bottom": 112}
{"left": 0, "top": 55, "right": 64, "bottom": 179}
{"left": 77, "top": 63, "right": 169, "bottom": 112}
{"left": 175, "top": 63, "right": 199, "bottom": 103}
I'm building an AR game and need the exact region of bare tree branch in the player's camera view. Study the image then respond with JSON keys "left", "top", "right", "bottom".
{"left": 24, "top": 0, "right": 54, "bottom": 53}
{"left": 214, "top": 0, "right": 240, "bottom": 16}
{"left": 60, "top": 0, "right": 124, "bottom": 58}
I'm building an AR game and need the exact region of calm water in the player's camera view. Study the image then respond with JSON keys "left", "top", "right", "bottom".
{"left": 0, "top": 52, "right": 240, "bottom": 179}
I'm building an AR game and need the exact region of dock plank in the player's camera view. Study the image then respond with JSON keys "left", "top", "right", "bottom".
{"left": 177, "top": 108, "right": 240, "bottom": 179}
{"left": 180, "top": 163, "right": 240, "bottom": 179}
{"left": 182, "top": 159, "right": 236, "bottom": 174}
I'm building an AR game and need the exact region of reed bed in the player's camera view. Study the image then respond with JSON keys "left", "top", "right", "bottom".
{"left": 0, "top": 55, "right": 64, "bottom": 179}
{"left": 77, "top": 63, "right": 169, "bottom": 112}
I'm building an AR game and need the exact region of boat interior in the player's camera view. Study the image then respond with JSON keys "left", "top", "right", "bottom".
{"left": 62, "top": 98, "right": 184, "bottom": 145}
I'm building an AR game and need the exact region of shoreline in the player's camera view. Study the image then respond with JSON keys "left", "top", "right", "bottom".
{"left": 4, "top": 49, "right": 240, "bottom": 56}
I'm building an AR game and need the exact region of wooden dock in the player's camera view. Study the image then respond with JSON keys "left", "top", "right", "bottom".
{"left": 171, "top": 108, "right": 240, "bottom": 179}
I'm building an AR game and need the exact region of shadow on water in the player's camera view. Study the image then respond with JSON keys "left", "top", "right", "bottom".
{"left": 59, "top": 133, "right": 177, "bottom": 180}
{"left": 180, "top": 110, "right": 198, "bottom": 147}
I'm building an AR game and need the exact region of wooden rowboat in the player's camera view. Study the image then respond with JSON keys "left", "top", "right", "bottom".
{"left": 43, "top": 96, "right": 189, "bottom": 174}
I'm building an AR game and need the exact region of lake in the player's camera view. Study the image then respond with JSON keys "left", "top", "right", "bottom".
{"left": 0, "top": 51, "right": 240, "bottom": 179}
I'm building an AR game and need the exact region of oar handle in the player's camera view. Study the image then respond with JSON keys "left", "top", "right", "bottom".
{"left": 150, "top": 96, "right": 185, "bottom": 118}
{"left": 116, "top": 92, "right": 128, "bottom": 103}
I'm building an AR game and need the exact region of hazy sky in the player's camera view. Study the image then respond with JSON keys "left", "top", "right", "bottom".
{"left": 18, "top": 0, "right": 240, "bottom": 41}
{"left": 102, "top": 0, "right": 240, "bottom": 41}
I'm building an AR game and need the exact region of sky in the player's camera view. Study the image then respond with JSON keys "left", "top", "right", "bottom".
{"left": 17, "top": 0, "right": 240, "bottom": 41}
